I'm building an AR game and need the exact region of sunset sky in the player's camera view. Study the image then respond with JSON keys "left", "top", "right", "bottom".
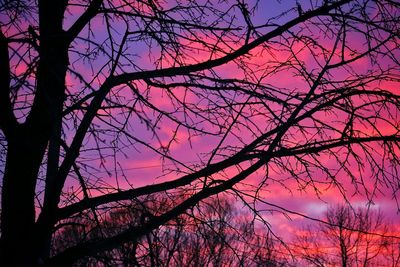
{"left": 1, "top": 1, "right": 399, "bottom": 262}
{"left": 54, "top": 0, "right": 400, "bottom": 240}
{"left": 0, "top": 0, "right": 400, "bottom": 267}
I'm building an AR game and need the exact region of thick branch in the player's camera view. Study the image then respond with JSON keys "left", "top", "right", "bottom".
{"left": 57, "top": 87, "right": 399, "bottom": 219}
{"left": 56, "top": 152, "right": 251, "bottom": 220}
{"left": 272, "top": 135, "right": 400, "bottom": 158}
{"left": 44, "top": 159, "right": 266, "bottom": 267}
{"left": 66, "top": 0, "right": 103, "bottom": 43}
{"left": 109, "top": 0, "right": 351, "bottom": 88}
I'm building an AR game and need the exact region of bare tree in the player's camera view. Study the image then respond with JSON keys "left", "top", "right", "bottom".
{"left": 294, "top": 205, "right": 400, "bottom": 267}
{"left": 52, "top": 197, "right": 287, "bottom": 266}
{"left": 0, "top": 0, "right": 399, "bottom": 266}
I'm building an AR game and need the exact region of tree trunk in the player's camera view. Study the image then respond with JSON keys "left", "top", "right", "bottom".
{"left": 0, "top": 130, "right": 48, "bottom": 267}
{"left": 1, "top": 1, "right": 69, "bottom": 265}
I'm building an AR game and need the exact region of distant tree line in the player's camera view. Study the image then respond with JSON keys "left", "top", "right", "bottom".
{"left": 295, "top": 205, "right": 400, "bottom": 267}
{"left": 52, "top": 197, "right": 288, "bottom": 266}
{"left": 52, "top": 197, "right": 400, "bottom": 267}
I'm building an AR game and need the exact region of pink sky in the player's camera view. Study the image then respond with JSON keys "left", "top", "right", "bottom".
{"left": 3, "top": 0, "right": 398, "bottom": 250}
{"left": 57, "top": 0, "right": 400, "bottom": 239}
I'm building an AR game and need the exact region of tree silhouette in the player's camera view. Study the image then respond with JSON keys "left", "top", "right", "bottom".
{"left": 0, "top": 0, "right": 399, "bottom": 266}
{"left": 52, "top": 197, "right": 288, "bottom": 266}
{"left": 294, "top": 205, "right": 400, "bottom": 267}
